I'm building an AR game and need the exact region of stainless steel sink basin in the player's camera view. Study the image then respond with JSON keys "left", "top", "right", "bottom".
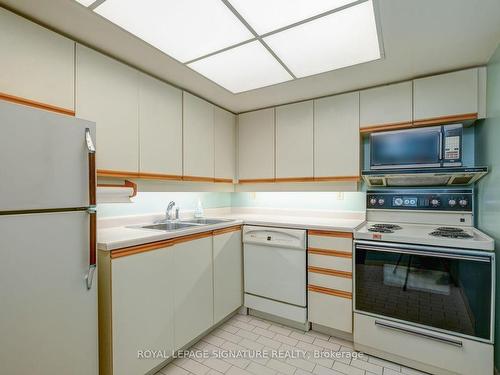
{"left": 181, "top": 218, "right": 232, "bottom": 225}
{"left": 140, "top": 222, "right": 199, "bottom": 231}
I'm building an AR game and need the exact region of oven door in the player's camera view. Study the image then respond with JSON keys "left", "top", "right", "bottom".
{"left": 354, "top": 240, "right": 494, "bottom": 343}
{"left": 370, "top": 126, "right": 443, "bottom": 169}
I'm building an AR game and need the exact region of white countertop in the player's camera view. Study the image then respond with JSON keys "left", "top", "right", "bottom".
{"left": 98, "top": 209, "right": 365, "bottom": 251}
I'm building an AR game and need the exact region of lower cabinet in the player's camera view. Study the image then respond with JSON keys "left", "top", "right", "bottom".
{"left": 98, "top": 227, "right": 242, "bottom": 375}
{"left": 173, "top": 234, "right": 214, "bottom": 349}
{"left": 213, "top": 227, "right": 243, "bottom": 324}
{"left": 307, "top": 230, "right": 353, "bottom": 334}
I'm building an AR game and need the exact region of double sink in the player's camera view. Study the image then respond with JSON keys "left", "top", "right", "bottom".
{"left": 136, "top": 218, "right": 233, "bottom": 232}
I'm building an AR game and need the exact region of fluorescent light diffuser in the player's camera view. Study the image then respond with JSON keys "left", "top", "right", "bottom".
{"left": 263, "top": 0, "right": 381, "bottom": 78}
{"left": 228, "top": 0, "right": 357, "bottom": 34}
{"left": 75, "top": 0, "right": 95, "bottom": 6}
{"left": 188, "top": 41, "right": 293, "bottom": 93}
{"left": 94, "top": 0, "right": 254, "bottom": 63}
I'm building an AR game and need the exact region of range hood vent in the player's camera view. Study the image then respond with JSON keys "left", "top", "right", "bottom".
{"left": 362, "top": 167, "right": 488, "bottom": 187}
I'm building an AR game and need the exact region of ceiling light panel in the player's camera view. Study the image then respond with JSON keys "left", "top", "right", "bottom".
{"left": 227, "top": 0, "right": 358, "bottom": 35}
{"left": 263, "top": 0, "right": 381, "bottom": 78}
{"left": 75, "top": 0, "right": 95, "bottom": 6}
{"left": 188, "top": 41, "right": 293, "bottom": 93}
{"left": 94, "top": 0, "right": 254, "bottom": 63}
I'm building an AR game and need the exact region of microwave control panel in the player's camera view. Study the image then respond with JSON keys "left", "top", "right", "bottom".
{"left": 367, "top": 189, "right": 473, "bottom": 212}
{"left": 442, "top": 124, "right": 462, "bottom": 164}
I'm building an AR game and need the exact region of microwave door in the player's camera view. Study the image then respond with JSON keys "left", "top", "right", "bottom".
{"left": 370, "top": 127, "right": 443, "bottom": 169}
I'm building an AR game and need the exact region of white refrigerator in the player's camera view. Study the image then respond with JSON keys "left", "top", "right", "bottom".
{"left": 0, "top": 101, "right": 98, "bottom": 374}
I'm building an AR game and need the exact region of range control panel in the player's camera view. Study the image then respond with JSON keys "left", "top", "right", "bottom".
{"left": 367, "top": 189, "right": 473, "bottom": 212}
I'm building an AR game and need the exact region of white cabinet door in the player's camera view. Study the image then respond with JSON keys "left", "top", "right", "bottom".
{"left": 111, "top": 247, "right": 174, "bottom": 375}
{"left": 314, "top": 93, "right": 360, "bottom": 178}
{"left": 173, "top": 236, "right": 214, "bottom": 349}
{"left": 0, "top": 8, "right": 75, "bottom": 111}
{"left": 413, "top": 68, "right": 479, "bottom": 121}
{"left": 276, "top": 101, "right": 314, "bottom": 178}
{"left": 139, "top": 73, "right": 182, "bottom": 176}
{"left": 183, "top": 92, "right": 214, "bottom": 178}
{"left": 76, "top": 45, "right": 139, "bottom": 173}
{"left": 213, "top": 229, "right": 242, "bottom": 323}
{"left": 238, "top": 108, "right": 275, "bottom": 181}
{"left": 214, "top": 107, "right": 236, "bottom": 181}
{"left": 360, "top": 81, "right": 412, "bottom": 128}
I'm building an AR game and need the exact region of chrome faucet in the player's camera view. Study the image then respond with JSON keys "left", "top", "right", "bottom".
{"left": 166, "top": 201, "right": 176, "bottom": 221}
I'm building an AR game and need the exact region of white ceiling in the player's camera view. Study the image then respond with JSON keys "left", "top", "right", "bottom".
{"left": 1, "top": 0, "right": 499, "bottom": 113}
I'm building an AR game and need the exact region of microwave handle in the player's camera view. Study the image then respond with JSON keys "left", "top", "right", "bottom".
{"left": 439, "top": 131, "right": 443, "bottom": 160}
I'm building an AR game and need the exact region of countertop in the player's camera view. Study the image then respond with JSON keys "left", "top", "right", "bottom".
{"left": 98, "top": 211, "right": 365, "bottom": 251}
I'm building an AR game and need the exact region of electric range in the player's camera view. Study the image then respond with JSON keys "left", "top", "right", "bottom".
{"left": 353, "top": 189, "right": 495, "bottom": 375}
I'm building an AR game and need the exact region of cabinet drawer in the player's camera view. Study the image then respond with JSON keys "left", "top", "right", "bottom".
{"left": 354, "top": 313, "right": 493, "bottom": 375}
{"left": 308, "top": 289, "right": 352, "bottom": 333}
{"left": 308, "top": 269, "right": 352, "bottom": 292}
{"left": 308, "top": 231, "right": 352, "bottom": 252}
{"left": 308, "top": 253, "right": 352, "bottom": 272}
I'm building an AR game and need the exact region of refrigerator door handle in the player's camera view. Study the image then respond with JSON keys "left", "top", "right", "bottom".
{"left": 86, "top": 208, "right": 97, "bottom": 290}
{"left": 86, "top": 128, "right": 96, "bottom": 207}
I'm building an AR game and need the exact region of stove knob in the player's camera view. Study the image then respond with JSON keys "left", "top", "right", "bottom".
{"left": 448, "top": 199, "right": 457, "bottom": 207}
{"left": 459, "top": 199, "right": 468, "bottom": 207}
{"left": 394, "top": 198, "right": 403, "bottom": 206}
{"left": 378, "top": 198, "right": 385, "bottom": 205}
{"left": 369, "top": 197, "right": 377, "bottom": 206}
{"left": 430, "top": 198, "right": 440, "bottom": 207}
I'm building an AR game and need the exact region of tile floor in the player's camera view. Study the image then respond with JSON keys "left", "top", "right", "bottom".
{"left": 156, "top": 314, "right": 427, "bottom": 375}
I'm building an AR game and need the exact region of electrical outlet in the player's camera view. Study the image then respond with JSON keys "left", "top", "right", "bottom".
{"left": 336, "top": 192, "right": 344, "bottom": 200}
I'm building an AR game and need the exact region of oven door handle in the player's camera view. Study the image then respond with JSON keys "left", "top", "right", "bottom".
{"left": 375, "top": 320, "right": 463, "bottom": 347}
{"left": 355, "top": 244, "right": 491, "bottom": 263}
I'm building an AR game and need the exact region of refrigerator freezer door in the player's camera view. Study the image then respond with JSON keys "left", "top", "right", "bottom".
{"left": 0, "top": 211, "right": 98, "bottom": 375}
{"left": 0, "top": 101, "right": 96, "bottom": 211}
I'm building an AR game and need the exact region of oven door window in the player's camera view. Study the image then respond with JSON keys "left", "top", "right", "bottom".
{"left": 355, "top": 246, "right": 492, "bottom": 340}
{"left": 370, "top": 128, "right": 442, "bottom": 168}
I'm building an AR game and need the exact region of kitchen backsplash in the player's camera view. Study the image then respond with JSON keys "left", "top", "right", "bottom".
{"left": 231, "top": 192, "right": 366, "bottom": 212}
{"left": 98, "top": 191, "right": 366, "bottom": 217}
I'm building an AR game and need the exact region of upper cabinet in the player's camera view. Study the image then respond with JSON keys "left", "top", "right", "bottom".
{"left": 413, "top": 68, "right": 486, "bottom": 124}
{"left": 360, "top": 81, "right": 413, "bottom": 129}
{"left": 183, "top": 93, "right": 214, "bottom": 179}
{"left": 238, "top": 108, "right": 275, "bottom": 182}
{"left": 76, "top": 45, "right": 139, "bottom": 173}
{"left": 139, "top": 73, "right": 182, "bottom": 177}
{"left": 0, "top": 8, "right": 75, "bottom": 113}
{"left": 275, "top": 101, "right": 314, "bottom": 179}
{"left": 314, "top": 92, "right": 360, "bottom": 178}
{"left": 214, "top": 107, "right": 236, "bottom": 182}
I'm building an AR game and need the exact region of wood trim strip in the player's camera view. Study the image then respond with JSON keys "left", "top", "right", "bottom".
{"left": 97, "top": 169, "right": 141, "bottom": 179}
{"left": 0, "top": 92, "right": 75, "bottom": 116}
{"left": 238, "top": 178, "right": 276, "bottom": 184}
{"left": 274, "top": 177, "right": 315, "bottom": 183}
{"left": 412, "top": 112, "right": 478, "bottom": 126}
{"left": 308, "top": 230, "right": 353, "bottom": 239}
{"left": 308, "top": 248, "right": 352, "bottom": 258}
{"left": 214, "top": 178, "right": 233, "bottom": 183}
{"left": 308, "top": 284, "right": 352, "bottom": 299}
{"left": 313, "top": 176, "right": 360, "bottom": 182}
{"left": 213, "top": 225, "right": 242, "bottom": 236}
{"left": 111, "top": 238, "right": 175, "bottom": 259}
{"left": 111, "top": 226, "right": 242, "bottom": 258}
{"left": 308, "top": 266, "right": 352, "bottom": 279}
{"left": 97, "top": 180, "right": 138, "bottom": 198}
{"left": 182, "top": 175, "right": 216, "bottom": 183}
{"left": 360, "top": 121, "right": 413, "bottom": 134}
{"left": 139, "top": 172, "right": 182, "bottom": 181}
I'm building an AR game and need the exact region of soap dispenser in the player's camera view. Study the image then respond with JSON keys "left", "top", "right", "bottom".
{"left": 194, "top": 198, "right": 204, "bottom": 218}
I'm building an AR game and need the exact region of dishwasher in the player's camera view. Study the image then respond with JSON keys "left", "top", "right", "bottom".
{"left": 243, "top": 225, "right": 307, "bottom": 324}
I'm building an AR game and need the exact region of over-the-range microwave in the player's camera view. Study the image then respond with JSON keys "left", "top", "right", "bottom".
{"left": 370, "top": 124, "right": 463, "bottom": 170}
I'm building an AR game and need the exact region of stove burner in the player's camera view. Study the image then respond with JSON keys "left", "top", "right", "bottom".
{"left": 372, "top": 224, "right": 402, "bottom": 230}
{"left": 368, "top": 227, "right": 395, "bottom": 233}
{"left": 435, "top": 227, "right": 464, "bottom": 233}
{"left": 430, "top": 231, "right": 473, "bottom": 239}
